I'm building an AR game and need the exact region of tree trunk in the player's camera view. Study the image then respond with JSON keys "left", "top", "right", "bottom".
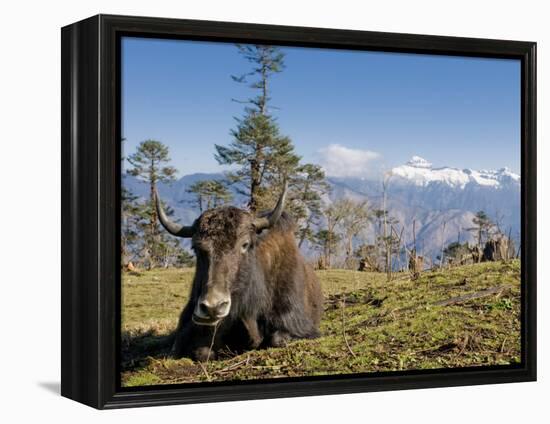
{"left": 297, "top": 182, "right": 312, "bottom": 248}
{"left": 324, "top": 239, "right": 330, "bottom": 269}
{"left": 382, "top": 179, "right": 391, "bottom": 281}
{"left": 439, "top": 221, "right": 447, "bottom": 269}
{"left": 298, "top": 216, "right": 313, "bottom": 248}
{"left": 346, "top": 234, "right": 353, "bottom": 269}
{"left": 261, "top": 68, "right": 267, "bottom": 115}
{"left": 149, "top": 180, "right": 157, "bottom": 269}
{"left": 327, "top": 231, "right": 332, "bottom": 269}
{"left": 249, "top": 158, "right": 261, "bottom": 212}
{"left": 248, "top": 55, "right": 269, "bottom": 213}
{"left": 477, "top": 226, "right": 482, "bottom": 263}
{"left": 148, "top": 155, "right": 159, "bottom": 269}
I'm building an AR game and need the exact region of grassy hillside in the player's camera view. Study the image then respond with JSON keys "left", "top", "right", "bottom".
{"left": 121, "top": 260, "right": 521, "bottom": 387}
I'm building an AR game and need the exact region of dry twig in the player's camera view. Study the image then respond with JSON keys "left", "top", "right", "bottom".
{"left": 199, "top": 323, "right": 219, "bottom": 382}
{"left": 432, "top": 285, "right": 512, "bottom": 307}
{"left": 341, "top": 296, "right": 357, "bottom": 358}
{"left": 197, "top": 361, "right": 211, "bottom": 381}
{"left": 214, "top": 355, "right": 251, "bottom": 374}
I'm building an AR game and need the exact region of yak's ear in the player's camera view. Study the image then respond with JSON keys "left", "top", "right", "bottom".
{"left": 252, "top": 181, "right": 288, "bottom": 232}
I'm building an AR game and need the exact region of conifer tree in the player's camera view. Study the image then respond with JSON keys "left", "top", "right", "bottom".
{"left": 126, "top": 140, "right": 177, "bottom": 268}
{"left": 121, "top": 186, "right": 143, "bottom": 266}
{"left": 215, "top": 44, "right": 328, "bottom": 246}
{"left": 468, "top": 210, "right": 494, "bottom": 249}
{"left": 186, "top": 179, "right": 233, "bottom": 212}
{"left": 317, "top": 203, "right": 347, "bottom": 268}
{"left": 293, "top": 164, "right": 330, "bottom": 247}
{"left": 215, "top": 45, "right": 300, "bottom": 212}
{"left": 312, "top": 229, "right": 341, "bottom": 269}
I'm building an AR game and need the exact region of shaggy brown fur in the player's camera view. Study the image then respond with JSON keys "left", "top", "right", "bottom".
{"left": 170, "top": 208, "right": 324, "bottom": 361}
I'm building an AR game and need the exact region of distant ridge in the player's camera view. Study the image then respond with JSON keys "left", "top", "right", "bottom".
{"left": 122, "top": 156, "right": 520, "bottom": 262}
{"left": 391, "top": 156, "right": 520, "bottom": 189}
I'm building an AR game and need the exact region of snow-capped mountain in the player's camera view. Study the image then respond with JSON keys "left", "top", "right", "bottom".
{"left": 391, "top": 155, "right": 520, "bottom": 189}
{"left": 385, "top": 156, "right": 520, "bottom": 218}
{"left": 123, "top": 156, "right": 520, "bottom": 263}
{"left": 324, "top": 156, "right": 520, "bottom": 262}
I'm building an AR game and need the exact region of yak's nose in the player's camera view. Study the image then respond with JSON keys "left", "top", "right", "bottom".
{"left": 198, "top": 299, "right": 230, "bottom": 319}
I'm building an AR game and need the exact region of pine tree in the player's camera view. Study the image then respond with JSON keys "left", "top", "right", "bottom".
{"left": 215, "top": 45, "right": 300, "bottom": 212}
{"left": 355, "top": 243, "right": 380, "bottom": 272}
{"left": 121, "top": 186, "right": 144, "bottom": 266}
{"left": 312, "top": 229, "right": 341, "bottom": 269}
{"left": 126, "top": 140, "right": 177, "bottom": 268}
{"left": 317, "top": 203, "right": 348, "bottom": 268}
{"left": 158, "top": 237, "right": 194, "bottom": 269}
{"left": 207, "top": 180, "right": 233, "bottom": 209}
{"left": 291, "top": 164, "right": 330, "bottom": 247}
{"left": 175, "top": 248, "right": 195, "bottom": 268}
{"left": 372, "top": 208, "right": 400, "bottom": 276}
{"left": 468, "top": 210, "right": 494, "bottom": 250}
{"left": 186, "top": 179, "right": 233, "bottom": 213}
{"left": 443, "top": 241, "right": 470, "bottom": 264}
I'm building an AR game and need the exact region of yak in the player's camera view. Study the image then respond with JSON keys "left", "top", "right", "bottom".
{"left": 155, "top": 183, "right": 323, "bottom": 361}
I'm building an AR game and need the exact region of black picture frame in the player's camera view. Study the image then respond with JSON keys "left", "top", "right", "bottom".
{"left": 61, "top": 14, "right": 537, "bottom": 409}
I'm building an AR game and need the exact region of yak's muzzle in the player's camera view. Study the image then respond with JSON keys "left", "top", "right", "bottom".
{"left": 192, "top": 295, "right": 231, "bottom": 326}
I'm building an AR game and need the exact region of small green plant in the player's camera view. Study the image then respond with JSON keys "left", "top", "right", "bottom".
{"left": 490, "top": 298, "right": 514, "bottom": 311}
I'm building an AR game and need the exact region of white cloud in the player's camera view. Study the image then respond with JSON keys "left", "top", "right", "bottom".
{"left": 317, "top": 144, "right": 382, "bottom": 178}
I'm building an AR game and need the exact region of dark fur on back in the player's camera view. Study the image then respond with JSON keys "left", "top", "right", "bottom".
{"left": 171, "top": 209, "right": 324, "bottom": 360}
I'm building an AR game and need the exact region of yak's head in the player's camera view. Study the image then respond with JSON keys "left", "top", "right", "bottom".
{"left": 155, "top": 183, "right": 287, "bottom": 326}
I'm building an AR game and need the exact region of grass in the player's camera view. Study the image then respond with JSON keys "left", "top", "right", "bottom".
{"left": 121, "top": 260, "right": 521, "bottom": 387}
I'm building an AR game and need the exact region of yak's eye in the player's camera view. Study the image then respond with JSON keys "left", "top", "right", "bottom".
{"left": 241, "top": 242, "right": 250, "bottom": 253}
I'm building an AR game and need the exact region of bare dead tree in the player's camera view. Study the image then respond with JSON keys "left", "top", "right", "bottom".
{"left": 391, "top": 224, "right": 405, "bottom": 273}
{"left": 439, "top": 220, "right": 447, "bottom": 269}
{"left": 382, "top": 172, "right": 393, "bottom": 281}
{"left": 321, "top": 203, "right": 347, "bottom": 268}
{"left": 412, "top": 219, "right": 417, "bottom": 253}
{"left": 411, "top": 218, "right": 418, "bottom": 274}
{"left": 333, "top": 199, "right": 371, "bottom": 269}
{"left": 405, "top": 221, "right": 423, "bottom": 280}
{"left": 493, "top": 209, "right": 505, "bottom": 236}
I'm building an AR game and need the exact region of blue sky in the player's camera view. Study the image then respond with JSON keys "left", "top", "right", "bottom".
{"left": 122, "top": 37, "right": 521, "bottom": 177}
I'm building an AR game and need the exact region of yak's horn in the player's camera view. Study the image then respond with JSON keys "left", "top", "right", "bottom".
{"left": 155, "top": 187, "right": 194, "bottom": 238}
{"left": 253, "top": 180, "right": 288, "bottom": 231}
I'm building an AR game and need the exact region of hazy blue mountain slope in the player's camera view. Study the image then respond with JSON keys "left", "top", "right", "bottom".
{"left": 122, "top": 156, "right": 520, "bottom": 262}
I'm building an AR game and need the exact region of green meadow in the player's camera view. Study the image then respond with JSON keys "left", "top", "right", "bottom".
{"left": 121, "top": 260, "right": 521, "bottom": 386}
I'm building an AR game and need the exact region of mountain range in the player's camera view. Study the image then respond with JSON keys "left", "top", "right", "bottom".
{"left": 123, "top": 156, "right": 520, "bottom": 263}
